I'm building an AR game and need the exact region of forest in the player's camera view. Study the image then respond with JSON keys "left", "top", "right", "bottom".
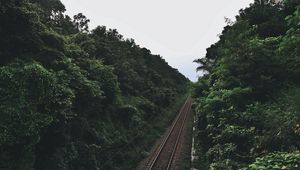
{"left": 0, "top": 0, "right": 188, "bottom": 169}
{"left": 192, "top": 0, "right": 300, "bottom": 169}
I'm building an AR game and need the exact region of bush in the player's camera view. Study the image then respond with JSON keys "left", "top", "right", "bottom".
{"left": 242, "top": 152, "right": 300, "bottom": 170}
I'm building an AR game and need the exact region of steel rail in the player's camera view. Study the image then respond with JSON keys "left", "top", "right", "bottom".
{"left": 166, "top": 99, "right": 191, "bottom": 169}
{"left": 147, "top": 97, "right": 191, "bottom": 170}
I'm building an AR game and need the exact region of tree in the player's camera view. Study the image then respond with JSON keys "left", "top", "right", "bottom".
{"left": 73, "top": 13, "right": 90, "bottom": 32}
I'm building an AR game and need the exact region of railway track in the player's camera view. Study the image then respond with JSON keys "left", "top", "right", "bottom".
{"left": 146, "top": 96, "right": 192, "bottom": 170}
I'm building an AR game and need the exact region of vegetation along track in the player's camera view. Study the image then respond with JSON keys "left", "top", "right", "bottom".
{"left": 146, "top": 96, "right": 193, "bottom": 170}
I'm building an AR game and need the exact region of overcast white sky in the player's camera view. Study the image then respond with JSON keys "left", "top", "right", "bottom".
{"left": 61, "top": 0, "right": 253, "bottom": 81}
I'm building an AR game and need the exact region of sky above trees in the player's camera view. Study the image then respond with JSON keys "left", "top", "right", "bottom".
{"left": 61, "top": 0, "right": 253, "bottom": 81}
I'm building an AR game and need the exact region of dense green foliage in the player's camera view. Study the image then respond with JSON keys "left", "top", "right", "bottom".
{"left": 193, "top": 0, "right": 300, "bottom": 169}
{"left": 242, "top": 152, "right": 300, "bottom": 170}
{"left": 0, "top": 0, "right": 188, "bottom": 169}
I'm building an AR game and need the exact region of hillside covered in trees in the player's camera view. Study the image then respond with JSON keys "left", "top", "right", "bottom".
{"left": 193, "top": 0, "right": 300, "bottom": 169}
{"left": 0, "top": 0, "right": 188, "bottom": 169}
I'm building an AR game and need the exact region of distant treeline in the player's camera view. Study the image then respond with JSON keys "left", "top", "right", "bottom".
{"left": 193, "top": 0, "right": 300, "bottom": 169}
{"left": 0, "top": 0, "right": 189, "bottom": 169}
